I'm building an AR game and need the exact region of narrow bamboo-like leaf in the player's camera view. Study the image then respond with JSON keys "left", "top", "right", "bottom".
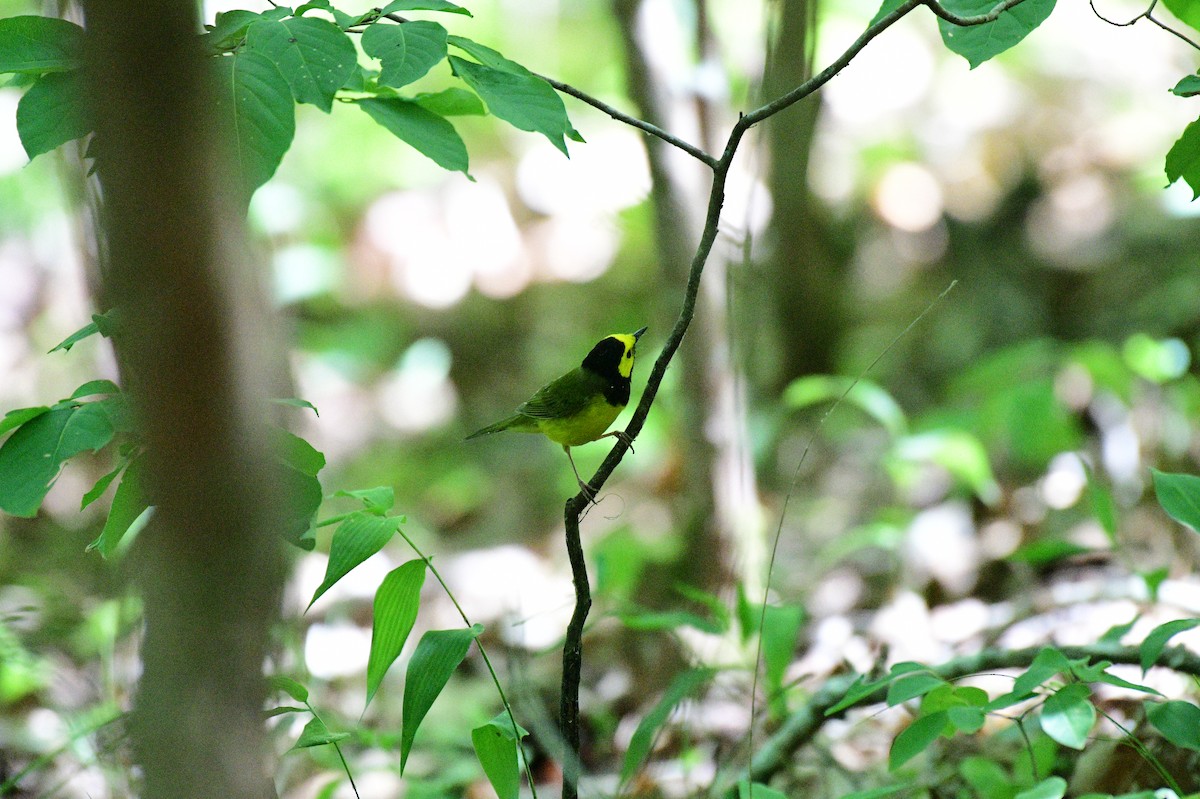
{"left": 246, "top": 16, "right": 356, "bottom": 112}
{"left": 937, "top": 0, "right": 1056, "bottom": 69}
{"left": 761, "top": 603, "right": 804, "bottom": 714}
{"left": 471, "top": 713, "right": 528, "bottom": 799}
{"left": 889, "top": 710, "right": 948, "bottom": 770}
{"left": 213, "top": 50, "right": 296, "bottom": 203}
{"left": 0, "top": 16, "right": 84, "bottom": 74}
{"left": 272, "top": 397, "right": 320, "bottom": 416}
{"left": 268, "top": 674, "right": 310, "bottom": 703}
{"left": 362, "top": 20, "right": 447, "bottom": 89}
{"left": 1151, "top": 469, "right": 1200, "bottom": 531}
{"left": 293, "top": 716, "right": 350, "bottom": 748}
{"left": 400, "top": 625, "right": 483, "bottom": 771}
{"left": 620, "top": 668, "right": 714, "bottom": 783}
{"left": 358, "top": 97, "right": 469, "bottom": 174}
{"left": 49, "top": 320, "right": 99, "bottom": 353}
{"left": 1140, "top": 618, "right": 1200, "bottom": 673}
{"left": 81, "top": 459, "right": 127, "bottom": 511}
{"left": 87, "top": 457, "right": 149, "bottom": 557}
{"left": 16, "top": 70, "right": 90, "bottom": 159}
{"left": 784, "top": 375, "right": 907, "bottom": 436}
{"left": 1147, "top": 699, "right": 1200, "bottom": 751}
{"left": 1013, "top": 777, "right": 1067, "bottom": 799}
{"left": 381, "top": 0, "right": 472, "bottom": 14}
{"left": 1039, "top": 683, "right": 1094, "bottom": 749}
{"left": 448, "top": 55, "right": 573, "bottom": 155}
{"left": 308, "top": 511, "right": 401, "bottom": 608}
{"left": 365, "top": 559, "right": 427, "bottom": 709}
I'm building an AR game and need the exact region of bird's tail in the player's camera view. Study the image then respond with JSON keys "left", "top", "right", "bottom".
{"left": 465, "top": 414, "right": 528, "bottom": 440}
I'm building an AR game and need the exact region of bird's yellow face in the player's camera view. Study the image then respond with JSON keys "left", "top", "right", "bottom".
{"left": 609, "top": 329, "right": 645, "bottom": 379}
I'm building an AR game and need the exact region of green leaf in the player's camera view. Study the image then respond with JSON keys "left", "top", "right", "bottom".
{"left": 937, "top": 0, "right": 1056, "bottom": 69}
{"left": 1013, "top": 777, "right": 1066, "bottom": 799}
{"left": 272, "top": 397, "right": 320, "bottom": 416}
{"left": 358, "top": 97, "right": 469, "bottom": 174}
{"left": 70, "top": 380, "right": 121, "bottom": 399}
{"left": 293, "top": 716, "right": 350, "bottom": 749}
{"left": 736, "top": 781, "right": 789, "bottom": 799}
{"left": 1162, "top": 0, "right": 1200, "bottom": 32}
{"left": 87, "top": 457, "right": 149, "bottom": 557}
{"left": 471, "top": 713, "right": 528, "bottom": 799}
{"left": 1171, "top": 74, "right": 1200, "bottom": 97}
{"left": 1166, "top": 116, "right": 1200, "bottom": 199}
{"left": 887, "top": 672, "right": 946, "bottom": 707}
{"left": 336, "top": 486, "right": 395, "bottom": 513}
{"left": 825, "top": 662, "right": 928, "bottom": 716}
{"left": 274, "top": 428, "right": 326, "bottom": 477}
{"left": 0, "top": 406, "right": 49, "bottom": 438}
{"left": 381, "top": 0, "right": 472, "bottom": 15}
{"left": 1099, "top": 615, "right": 1138, "bottom": 643}
{"left": 268, "top": 674, "right": 310, "bottom": 703}
{"left": 1039, "top": 683, "right": 1094, "bottom": 749}
{"left": 1151, "top": 469, "right": 1200, "bottom": 531}
{"left": 1083, "top": 464, "right": 1117, "bottom": 544}
{"left": 448, "top": 54, "right": 574, "bottom": 155}
{"left": 362, "top": 20, "right": 448, "bottom": 89}
{"left": 201, "top": 10, "right": 263, "bottom": 51}
{"left": 246, "top": 17, "right": 356, "bottom": 113}
{"left": 889, "top": 710, "right": 948, "bottom": 770}
{"left": 960, "top": 757, "right": 1014, "bottom": 799}
{"left": 413, "top": 87, "right": 487, "bottom": 116}
{"left": 213, "top": 50, "right": 296, "bottom": 204}
{"left": 401, "top": 625, "right": 483, "bottom": 771}
{"left": 295, "top": 0, "right": 360, "bottom": 30}
{"left": 1140, "top": 618, "right": 1200, "bottom": 673}
{"left": 620, "top": 668, "right": 714, "bottom": 784}
{"left": 49, "top": 320, "right": 99, "bottom": 353}
{"left": 1007, "top": 538, "right": 1094, "bottom": 566}
{"left": 1013, "top": 647, "right": 1073, "bottom": 695}
{"left": 0, "top": 404, "right": 115, "bottom": 517}
{"left": 761, "top": 603, "right": 804, "bottom": 714}
{"left": 0, "top": 16, "right": 84, "bottom": 75}
{"left": 784, "top": 376, "right": 907, "bottom": 436}
{"left": 308, "top": 511, "right": 401, "bottom": 608}
{"left": 1147, "top": 699, "right": 1200, "bottom": 751}
{"left": 81, "top": 459, "right": 127, "bottom": 511}
{"left": 16, "top": 69, "right": 90, "bottom": 159}
{"left": 366, "top": 559, "right": 427, "bottom": 709}
{"left": 947, "top": 705, "right": 986, "bottom": 733}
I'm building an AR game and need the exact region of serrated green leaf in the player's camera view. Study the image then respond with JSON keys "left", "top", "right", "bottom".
{"left": 0, "top": 404, "right": 115, "bottom": 517}
{"left": 1140, "top": 617, "right": 1200, "bottom": 673}
{"left": 471, "top": 713, "right": 528, "bottom": 799}
{"left": 358, "top": 97, "right": 469, "bottom": 174}
{"left": 413, "top": 88, "right": 485, "bottom": 116}
{"left": 449, "top": 55, "right": 573, "bottom": 155}
{"left": 293, "top": 716, "right": 350, "bottom": 748}
{"left": 49, "top": 321, "right": 99, "bottom": 353}
{"left": 213, "top": 51, "right": 296, "bottom": 204}
{"left": 308, "top": 512, "right": 400, "bottom": 608}
{"left": 887, "top": 672, "right": 946, "bottom": 706}
{"left": 1040, "top": 683, "right": 1094, "bottom": 749}
{"left": 937, "top": 0, "right": 1057, "bottom": 69}
{"left": 87, "top": 457, "right": 149, "bottom": 557}
{"left": 366, "top": 559, "right": 427, "bottom": 709}
{"left": 268, "top": 674, "right": 310, "bottom": 703}
{"left": 1166, "top": 116, "right": 1200, "bottom": 199}
{"left": 620, "top": 668, "right": 714, "bottom": 784}
{"left": 1151, "top": 469, "right": 1200, "bottom": 531}
{"left": 16, "top": 69, "right": 90, "bottom": 159}
{"left": 247, "top": 16, "right": 356, "bottom": 113}
{"left": 889, "top": 710, "right": 948, "bottom": 770}
{"left": 1013, "top": 777, "right": 1066, "bottom": 799}
{"left": 381, "top": 0, "right": 472, "bottom": 15}
{"left": 1147, "top": 699, "right": 1200, "bottom": 751}
{"left": 401, "top": 625, "right": 483, "bottom": 771}
{"left": 362, "top": 20, "right": 447, "bottom": 89}
{"left": 0, "top": 16, "right": 84, "bottom": 75}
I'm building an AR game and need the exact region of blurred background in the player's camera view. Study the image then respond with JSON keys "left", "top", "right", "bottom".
{"left": 4, "top": 0, "right": 1200, "bottom": 795}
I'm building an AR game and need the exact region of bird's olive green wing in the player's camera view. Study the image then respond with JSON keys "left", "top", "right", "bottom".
{"left": 517, "top": 367, "right": 607, "bottom": 420}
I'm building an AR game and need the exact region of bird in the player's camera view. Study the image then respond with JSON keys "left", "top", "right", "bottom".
{"left": 466, "top": 327, "right": 647, "bottom": 499}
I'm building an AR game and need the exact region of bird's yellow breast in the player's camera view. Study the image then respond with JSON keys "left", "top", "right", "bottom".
{"left": 535, "top": 397, "right": 623, "bottom": 447}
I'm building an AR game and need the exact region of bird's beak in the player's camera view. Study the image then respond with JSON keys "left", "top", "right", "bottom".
{"left": 633, "top": 326, "right": 647, "bottom": 340}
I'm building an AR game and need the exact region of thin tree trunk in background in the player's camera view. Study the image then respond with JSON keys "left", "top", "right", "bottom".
{"left": 82, "top": 4, "right": 288, "bottom": 798}
{"left": 755, "top": 0, "right": 847, "bottom": 389}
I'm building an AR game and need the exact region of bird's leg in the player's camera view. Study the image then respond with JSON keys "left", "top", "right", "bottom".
{"left": 564, "top": 446, "right": 597, "bottom": 502}
{"left": 600, "top": 429, "right": 635, "bottom": 454}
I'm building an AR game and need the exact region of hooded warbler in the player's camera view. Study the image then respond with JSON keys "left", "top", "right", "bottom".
{"left": 466, "top": 327, "right": 647, "bottom": 498}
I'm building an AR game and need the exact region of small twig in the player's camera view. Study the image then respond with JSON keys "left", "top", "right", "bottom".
{"left": 540, "top": 75, "right": 718, "bottom": 168}
{"left": 1088, "top": 0, "right": 1200, "bottom": 51}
